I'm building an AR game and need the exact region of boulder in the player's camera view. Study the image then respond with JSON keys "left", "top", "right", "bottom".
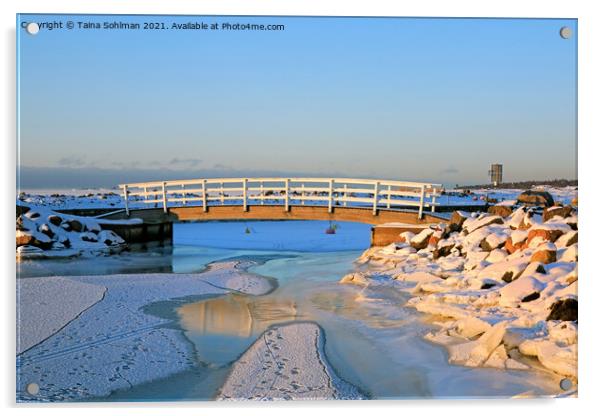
{"left": 565, "top": 216, "right": 578, "bottom": 230}
{"left": 38, "top": 223, "right": 55, "bottom": 238}
{"left": 85, "top": 221, "right": 102, "bottom": 234}
{"left": 486, "top": 249, "right": 507, "bottom": 263}
{"left": 526, "top": 228, "right": 564, "bottom": 245}
{"left": 80, "top": 232, "right": 98, "bottom": 243}
{"left": 449, "top": 211, "right": 469, "bottom": 232}
{"left": 428, "top": 231, "right": 442, "bottom": 247}
{"left": 399, "top": 231, "right": 415, "bottom": 243}
{"left": 517, "top": 190, "right": 554, "bottom": 207}
{"left": 480, "top": 233, "right": 507, "bottom": 251}
{"left": 500, "top": 275, "right": 545, "bottom": 306}
{"left": 25, "top": 211, "right": 41, "bottom": 219}
{"left": 507, "top": 207, "right": 527, "bottom": 230}
{"left": 410, "top": 229, "right": 435, "bottom": 250}
{"left": 558, "top": 244, "right": 577, "bottom": 262}
{"left": 542, "top": 206, "right": 574, "bottom": 222}
{"left": 504, "top": 237, "right": 525, "bottom": 254}
{"left": 556, "top": 231, "right": 577, "bottom": 248}
{"left": 16, "top": 230, "right": 34, "bottom": 247}
{"left": 521, "top": 292, "right": 541, "bottom": 302}
{"left": 530, "top": 243, "right": 557, "bottom": 264}
{"left": 16, "top": 216, "right": 28, "bottom": 231}
{"left": 463, "top": 215, "right": 504, "bottom": 234}
{"left": 47, "top": 215, "right": 63, "bottom": 226}
{"left": 547, "top": 298, "right": 578, "bottom": 321}
{"left": 487, "top": 205, "right": 513, "bottom": 218}
{"left": 67, "top": 219, "right": 83, "bottom": 232}
{"left": 433, "top": 242, "right": 454, "bottom": 260}
{"left": 30, "top": 232, "right": 53, "bottom": 250}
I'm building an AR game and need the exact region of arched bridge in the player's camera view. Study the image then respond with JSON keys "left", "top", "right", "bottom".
{"left": 114, "top": 177, "right": 446, "bottom": 226}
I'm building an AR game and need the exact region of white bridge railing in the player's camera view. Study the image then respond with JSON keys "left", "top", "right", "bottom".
{"left": 119, "top": 177, "right": 442, "bottom": 219}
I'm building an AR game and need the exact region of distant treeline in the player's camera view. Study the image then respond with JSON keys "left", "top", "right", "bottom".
{"left": 456, "top": 179, "right": 578, "bottom": 190}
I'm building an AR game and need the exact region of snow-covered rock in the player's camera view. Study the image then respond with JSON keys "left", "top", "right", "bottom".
{"left": 356, "top": 201, "right": 578, "bottom": 382}
{"left": 16, "top": 205, "right": 130, "bottom": 259}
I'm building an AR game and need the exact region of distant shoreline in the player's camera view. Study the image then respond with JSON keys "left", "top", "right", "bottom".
{"left": 457, "top": 179, "right": 577, "bottom": 190}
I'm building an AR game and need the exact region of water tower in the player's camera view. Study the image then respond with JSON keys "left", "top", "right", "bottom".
{"left": 489, "top": 164, "right": 503, "bottom": 187}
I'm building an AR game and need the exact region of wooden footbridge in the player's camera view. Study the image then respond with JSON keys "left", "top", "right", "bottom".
{"left": 114, "top": 177, "right": 445, "bottom": 224}
{"left": 97, "top": 178, "right": 449, "bottom": 246}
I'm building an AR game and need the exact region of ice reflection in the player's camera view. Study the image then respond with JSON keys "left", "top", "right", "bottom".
{"left": 177, "top": 251, "right": 564, "bottom": 399}
{"left": 177, "top": 293, "right": 299, "bottom": 366}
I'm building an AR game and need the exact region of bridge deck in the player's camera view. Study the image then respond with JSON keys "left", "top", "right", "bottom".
{"left": 102, "top": 204, "right": 447, "bottom": 226}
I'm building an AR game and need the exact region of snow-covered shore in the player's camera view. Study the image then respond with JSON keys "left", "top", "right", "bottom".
{"left": 16, "top": 259, "right": 277, "bottom": 402}
{"left": 342, "top": 202, "right": 578, "bottom": 393}
{"left": 218, "top": 322, "right": 364, "bottom": 400}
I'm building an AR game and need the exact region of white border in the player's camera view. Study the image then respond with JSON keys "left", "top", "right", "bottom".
{"left": 2, "top": 1, "right": 600, "bottom": 415}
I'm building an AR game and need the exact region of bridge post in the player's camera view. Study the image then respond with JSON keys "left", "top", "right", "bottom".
{"left": 431, "top": 189, "right": 436, "bottom": 213}
{"left": 220, "top": 182, "right": 225, "bottom": 205}
{"left": 202, "top": 179, "right": 207, "bottom": 212}
{"left": 161, "top": 182, "right": 168, "bottom": 213}
{"left": 182, "top": 184, "right": 187, "bottom": 205}
{"left": 387, "top": 185, "right": 391, "bottom": 209}
{"left": 123, "top": 185, "right": 129, "bottom": 217}
{"left": 328, "top": 179, "right": 334, "bottom": 213}
{"left": 243, "top": 178, "right": 248, "bottom": 211}
{"left": 301, "top": 183, "right": 305, "bottom": 205}
{"left": 260, "top": 181, "right": 264, "bottom": 205}
{"left": 284, "top": 178, "right": 290, "bottom": 212}
{"left": 343, "top": 184, "right": 347, "bottom": 207}
{"left": 372, "top": 181, "right": 380, "bottom": 215}
{"left": 418, "top": 184, "right": 425, "bottom": 219}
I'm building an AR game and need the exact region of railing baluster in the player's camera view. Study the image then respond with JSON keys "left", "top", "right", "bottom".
{"left": 387, "top": 185, "right": 391, "bottom": 209}
{"left": 243, "top": 178, "right": 248, "bottom": 211}
{"left": 161, "top": 182, "right": 167, "bottom": 213}
{"left": 284, "top": 179, "right": 290, "bottom": 211}
{"left": 418, "top": 185, "right": 426, "bottom": 219}
{"left": 328, "top": 179, "right": 334, "bottom": 213}
{"left": 260, "top": 181, "right": 264, "bottom": 205}
{"left": 372, "top": 181, "right": 379, "bottom": 215}
{"left": 202, "top": 179, "right": 207, "bottom": 212}
{"left": 431, "top": 188, "right": 436, "bottom": 213}
{"left": 343, "top": 183, "right": 347, "bottom": 207}
{"left": 301, "top": 183, "right": 305, "bottom": 205}
{"left": 123, "top": 185, "right": 129, "bottom": 217}
{"left": 221, "top": 182, "right": 224, "bottom": 205}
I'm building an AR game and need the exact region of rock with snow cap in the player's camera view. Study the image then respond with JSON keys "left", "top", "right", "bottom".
{"left": 517, "top": 190, "right": 554, "bottom": 207}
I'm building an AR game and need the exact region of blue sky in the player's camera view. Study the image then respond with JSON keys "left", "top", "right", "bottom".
{"left": 17, "top": 15, "right": 577, "bottom": 188}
